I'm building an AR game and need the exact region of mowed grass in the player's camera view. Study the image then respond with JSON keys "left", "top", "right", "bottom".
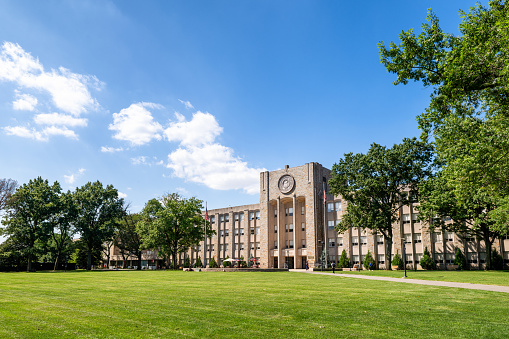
{"left": 336, "top": 269, "right": 509, "bottom": 286}
{"left": 0, "top": 271, "right": 508, "bottom": 338}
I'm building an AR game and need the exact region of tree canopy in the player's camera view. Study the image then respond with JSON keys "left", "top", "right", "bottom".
{"left": 329, "top": 138, "right": 433, "bottom": 269}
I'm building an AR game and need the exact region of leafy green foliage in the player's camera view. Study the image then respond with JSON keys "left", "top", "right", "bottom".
{"left": 114, "top": 211, "right": 144, "bottom": 270}
{"left": 491, "top": 248, "right": 504, "bottom": 270}
{"left": 338, "top": 249, "right": 350, "bottom": 269}
{"left": 454, "top": 248, "right": 467, "bottom": 270}
{"left": 195, "top": 256, "right": 203, "bottom": 268}
{"left": 392, "top": 250, "right": 403, "bottom": 270}
{"left": 420, "top": 247, "right": 436, "bottom": 270}
{"left": 0, "top": 178, "right": 17, "bottom": 211}
{"left": 363, "top": 250, "right": 375, "bottom": 270}
{"left": 137, "top": 194, "right": 213, "bottom": 270}
{"left": 329, "top": 138, "right": 433, "bottom": 269}
{"left": 184, "top": 256, "right": 190, "bottom": 268}
{"left": 208, "top": 256, "right": 217, "bottom": 268}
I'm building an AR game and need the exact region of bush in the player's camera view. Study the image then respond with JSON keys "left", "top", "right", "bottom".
{"left": 454, "top": 248, "right": 466, "bottom": 270}
{"left": 491, "top": 248, "right": 504, "bottom": 270}
{"left": 363, "top": 250, "right": 376, "bottom": 270}
{"left": 195, "top": 256, "right": 203, "bottom": 268}
{"left": 239, "top": 255, "right": 247, "bottom": 268}
{"left": 392, "top": 250, "right": 403, "bottom": 270}
{"left": 208, "top": 256, "right": 217, "bottom": 268}
{"left": 222, "top": 255, "right": 231, "bottom": 268}
{"left": 338, "top": 249, "right": 350, "bottom": 269}
{"left": 184, "top": 257, "right": 190, "bottom": 268}
{"left": 420, "top": 247, "right": 436, "bottom": 270}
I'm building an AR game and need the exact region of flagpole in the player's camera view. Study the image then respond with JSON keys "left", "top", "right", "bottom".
{"left": 205, "top": 202, "right": 208, "bottom": 266}
{"left": 323, "top": 181, "right": 328, "bottom": 270}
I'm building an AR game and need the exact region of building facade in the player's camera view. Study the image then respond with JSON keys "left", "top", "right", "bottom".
{"left": 107, "top": 162, "right": 509, "bottom": 270}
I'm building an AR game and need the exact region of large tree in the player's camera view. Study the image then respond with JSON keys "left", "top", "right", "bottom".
{"left": 1, "top": 177, "right": 61, "bottom": 272}
{"left": 114, "top": 207, "right": 144, "bottom": 270}
{"left": 378, "top": 1, "right": 509, "bottom": 239}
{"left": 137, "top": 193, "right": 213, "bottom": 270}
{"left": 73, "top": 181, "right": 124, "bottom": 270}
{"left": 48, "top": 190, "right": 77, "bottom": 270}
{"left": 0, "top": 178, "right": 17, "bottom": 211}
{"left": 329, "top": 138, "right": 433, "bottom": 270}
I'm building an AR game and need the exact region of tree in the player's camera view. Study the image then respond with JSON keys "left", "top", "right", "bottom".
{"left": 379, "top": 1, "right": 509, "bottom": 243}
{"left": 209, "top": 256, "right": 217, "bottom": 268}
{"left": 114, "top": 209, "right": 144, "bottom": 270}
{"left": 137, "top": 193, "right": 213, "bottom": 270}
{"left": 329, "top": 138, "right": 433, "bottom": 270}
{"left": 392, "top": 250, "right": 403, "bottom": 270}
{"left": 338, "top": 249, "right": 350, "bottom": 269}
{"left": 1, "top": 177, "right": 61, "bottom": 272}
{"left": 0, "top": 178, "right": 17, "bottom": 211}
{"left": 454, "top": 248, "right": 466, "bottom": 270}
{"left": 48, "top": 191, "right": 76, "bottom": 270}
{"left": 420, "top": 246, "right": 435, "bottom": 270}
{"left": 73, "top": 181, "right": 124, "bottom": 270}
{"left": 195, "top": 256, "right": 203, "bottom": 268}
{"left": 363, "top": 250, "right": 375, "bottom": 270}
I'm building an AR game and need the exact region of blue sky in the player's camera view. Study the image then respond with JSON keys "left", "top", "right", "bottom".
{"left": 0, "top": 0, "right": 489, "bottom": 212}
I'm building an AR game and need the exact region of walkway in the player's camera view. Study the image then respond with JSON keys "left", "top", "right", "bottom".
{"left": 289, "top": 269, "right": 509, "bottom": 293}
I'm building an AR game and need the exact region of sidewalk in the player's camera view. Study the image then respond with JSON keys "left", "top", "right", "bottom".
{"left": 289, "top": 269, "right": 509, "bottom": 293}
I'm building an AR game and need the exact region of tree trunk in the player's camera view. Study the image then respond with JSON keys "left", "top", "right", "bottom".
{"left": 27, "top": 256, "right": 32, "bottom": 272}
{"left": 385, "top": 229, "right": 393, "bottom": 270}
{"left": 87, "top": 250, "right": 92, "bottom": 271}
{"left": 53, "top": 250, "right": 61, "bottom": 271}
{"left": 137, "top": 251, "right": 142, "bottom": 270}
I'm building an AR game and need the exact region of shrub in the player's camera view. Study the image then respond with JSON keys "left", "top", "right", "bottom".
{"left": 184, "top": 257, "right": 190, "bottom": 268}
{"left": 208, "top": 256, "right": 217, "bottom": 268}
{"left": 454, "top": 248, "right": 466, "bottom": 270}
{"left": 338, "top": 249, "right": 350, "bottom": 268}
{"left": 239, "top": 255, "right": 247, "bottom": 268}
{"left": 420, "top": 247, "right": 436, "bottom": 270}
{"left": 195, "top": 256, "right": 203, "bottom": 268}
{"left": 491, "top": 248, "right": 504, "bottom": 270}
{"left": 392, "top": 250, "right": 403, "bottom": 270}
{"left": 363, "top": 250, "right": 376, "bottom": 270}
{"left": 222, "top": 255, "right": 231, "bottom": 268}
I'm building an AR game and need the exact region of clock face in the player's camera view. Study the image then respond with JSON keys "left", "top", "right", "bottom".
{"left": 278, "top": 175, "right": 295, "bottom": 194}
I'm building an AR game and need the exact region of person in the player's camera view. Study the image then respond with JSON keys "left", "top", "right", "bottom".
{"left": 332, "top": 262, "right": 336, "bottom": 274}
{"left": 305, "top": 261, "right": 309, "bottom": 270}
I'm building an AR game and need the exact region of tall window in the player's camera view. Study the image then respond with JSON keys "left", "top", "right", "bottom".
{"left": 234, "top": 213, "right": 239, "bottom": 221}
{"left": 412, "top": 213, "right": 419, "bottom": 223}
{"left": 433, "top": 233, "right": 442, "bottom": 243}
{"left": 249, "top": 212, "right": 255, "bottom": 220}
{"left": 224, "top": 214, "right": 229, "bottom": 222}
{"left": 289, "top": 240, "right": 293, "bottom": 249}
{"left": 377, "top": 254, "right": 385, "bottom": 264}
{"left": 240, "top": 228, "right": 244, "bottom": 236}
{"left": 327, "top": 202, "right": 334, "bottom": 212}
{"left": 274, "top": 241, "right": 277, "bottom": 249}
{"left": 301, "top": 206, "right": 305, "bottom": 215}
{"left": 220, "top": 215, "right": 224, "bottom": 222}
{"left": 240, "top": 213, "right": 244, "bottom": 221}
{"left": 288, "top": 224, "right": 293, "bottom": 232}
{"left": 301, "top": 222, "right": 305, "bottom": 231}
{"left": 444, "top": 232, "right": 454, "bottom": 242}
{"left": 434, "top": 253, "right": 443, "bottom": 264}
{"left": 352, "top": 236, "right": 359, "bottom": 246}
{"left": 328, "top": 220, "right": 335, "bottom": 230}
{"left": 210, "top": 216, "right": 215, "bottom": 223}
{"left": 335, "top": 201, "right": 342, "bottom": 211}
{"left": 413, "top": 233, "right": 422, "bottom": 243}
{"left": 360, "top": 236, "right": 367, "bottom": 245}
{"left": 301, "top": 239, "right": 306, "bottom": 248}
{"left": 402, "top": 214, "right": 410, "bottom": 224}
{"left": 337, "top": 237, "right": 343, "bottom": 247}
{"left": 377, "top": 235, "right": 384, "bottom": 245}
{"left": 404, "top": 234, "right": 412, "bottom": 244}
{"left": 250, "top": 227, "right": 255, "bottom": 235}
{"left": 256, "top": 211, "right": 260, "bottom": 220}
{"left": 255, "top": 227, "right": 260, "bottom": 235}
{"left": 274, "top": 225, "right": 277, "bottom": 233}
{"left": 328, "top": 238, "right": 335, "bottom": 247}
{"left": 234, "top": 228, "right": 239, "bottom": 236}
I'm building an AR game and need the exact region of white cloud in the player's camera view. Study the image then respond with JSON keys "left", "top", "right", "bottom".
{"left": 167, "top": 143, "right": 264, "bottom": 194}
{"left": 3, "top": 125, "right": 77, "bottom": 141}
{"left": 0, "top": 42, "right": 101, "bottom": 116}
{"left": 118, "top": 192, "right": 128, "bottom": 199}
{"left": 176, "top": 187, "right": 189, "bottom": 195}
{"left": 12, "top": 92, "right": 37, "bottom": 111}
{"left": 131, "top": 156, "right": 148, "bottom": 165}
{"left": 64, "top": 168, "right": 86, "bottom": 184}
{"left": 164, "top": 111, "right": 222, "bottom": 147}
{"left": 34, "top": 113, "right": 87, "bottom": 127}
{"left": 178, "top": 99, "right": 194, "bottom": 109}
{"left": 101, "top": 146, "right": 125, "bottom": 153}
{"left": 109, "top": 102, "right": 163, "bottom": 146}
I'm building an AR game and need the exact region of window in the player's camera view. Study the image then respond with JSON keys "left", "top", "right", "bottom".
{"left": 234, "top": 213, "right": 239, "bottom": 221}
{"left": 301, "top": 222, "right": 305, "bottom": 231}
{"left": 301, "top": 239, "right": 306, "bottom": 248}
{"left": 402, "top": 214, "right": 410, "bottom": 224}
{"left": 404, "top": 234, "right": 412, "bottom": 244}
{"left": 285, "top": 224, "right": 289, "bottom": 232}
{"left": 288, "top": 224, "right": 293, "bottom": 233}
{"left": 240, "top": 228, "right": 244, "bottom": 236}
{"left": 240, "top": 243, "right": 244, "bottom": 250}
{"left": 285, "top": 208, "right": 293, "bottom": 217}
{"left": 240, "top": 213, "right": 244, "bottom": 221}
{"left": 328, "top": 220, "right": 335, "bottom": 230}
{"left": 256, "top": 211, "right": 260, "bottom": 220}
{"left": 433, "top": 233, "right": 442, "bottom": 243}
{"left": 405, "top": 254, "right": 412, "bottom": 264}
{"left": 301, "top": 206, "right": 305, "bottom": 215}
{"left": 234, "top": 243, "right": 239, "bottom": 251}
{"left": 445, "top": 232, "right": 454, "bottom": 242}
{"left": 329, "top": 238, "right": 335, "bottom": 247}
{"left": 352, "top": 255, "right": 359, "bottom": 264}
{"left": 255, "top": 242, "right": 260, "bottom": 250}
{"left": 250, "top": 243, "right": 255, "bottom": 250}
{"left": 414, "top": 253, "right": 422, "bottom": 264}
{"left": 289, "top": 240, "right": 293, "bottom": 249}
{"left": 234, "top": 228, "right": 239, "bottom": 236}
{"left": 360, "top": 236, "right": 367, "bottom": 245}
{"left": 377, "top": 254, "right": 385, "bottom": 264}
{"left": 445, "top": 253, "right": 454, "bottom": 264}
{"left": 337, "top": 237, "right": 343, "bottom": 247}
{"left": 285, "top": 240, "right": 289, "bottom": 249}
{"left": 224, "top": 244, "right": 228, "bottom": 252}
{"left": 336, "top": 219, "right": 342, "bottom": 227}
{"left": 274, "top": 241, "right": 277, "bottom": 249}
{"left": 208, "top": 244, "right": 214, "bottom": 251}
{"left": 224, "top": 214, "right": 229, "bottom": 222}
{"left": 377, "top": 235, "right": 384, "bottom": 245}
{"left": 220, "top": 215, "right": 224, "bottom": 222}
{"left": 274, "top": 210, "right": 277, "bottom": 217}
{"left": 434, "top": 253, "right": 443, "bottom": 264}
{"left": 335, "top": 201, "right": 342, "bottom": 211}
{"left": 274, "top": 225, "right": 277, "bottom": 233}
{"left": 412, "top": 214, "right": 419, "bottom": 223}
{"left": 327, "top": 202, "right": 334, "bottom": 212}
{"left": 210, "top": 216, "right": 215, "bottom": 223}
{"left": 351, "top": 236, "right": 359, "bottom": 246}
{"left": 255, "top": 227, "right": 260, "bottom": 235}
{"left": 413, "top": 233, "right": 422, "bottom": 244}
{"left": 465, "top": 236, "right": 475, "bottom": 242}
{"left": 467, "top": 252, "right": 477, "bottom": 263}
{"left": 249, "top": 212, "right": 255, "bottom": 220}
{"left": 224, "top": 229, "right": 229, "bottom": 237}
{"left": 479, "top": 252, "right": 487, "bottom": 263}
{"left": 219, "top": 244, "right": 224, "bottom": 251}
{"left": 220, "top": 230, "right": 224, "bottom": 237}
{"left": 250, "top": 227, "right": 255, "bottom": 235}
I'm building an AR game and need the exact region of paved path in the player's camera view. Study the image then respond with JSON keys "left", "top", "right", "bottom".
{"left": 289, "top": 269, "right": 509, "bottom": 293}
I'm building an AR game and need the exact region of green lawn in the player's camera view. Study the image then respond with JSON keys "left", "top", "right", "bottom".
{"left": 0, "top": 271, "right": 508, "bottom": 338}
{"left": 334, "top": 269, "right": 509, "bottom": 286}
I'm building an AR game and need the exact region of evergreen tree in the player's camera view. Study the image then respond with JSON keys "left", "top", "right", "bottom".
{"left": 454, "top": 248, "right": 466, "bottom": 270}
{"left": 420, "top": 247, "right": 436, "bottom": 270}
{"left": 392, "top": 250, "right": 403, "bottom": 270}
{"left": 209, "top": 256, "right": 217, "bottom": 268}
{"left": 363, "top": 250, "right": 376, "bottom": 270}
{"left": 195, "top": 256, "right": 203, "bottom": 268}
{"left": 338, "top": 249, "right": 350, "bottom": 269}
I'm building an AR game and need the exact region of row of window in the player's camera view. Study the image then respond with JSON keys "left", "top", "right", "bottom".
{"left": 218, "top": 228, "right": 261, "bottom": 237}
{"left": 273, "top": 239, "right": 306, "bottom": 249}
{"left": 274, "top": 223, "right": 306, "bottom": 233}
{"left": 209, "top": 243, "right": 261, "bottom": 251}
{"left": 212, "top": 211, "right": 261, "bottom": 223}
{"left": 326, "top": 201, "right": 342, "bottom": 213}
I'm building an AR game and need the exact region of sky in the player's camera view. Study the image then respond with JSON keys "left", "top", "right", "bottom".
{"left": 0, "top": 0, "right": 490, "bottom": 212}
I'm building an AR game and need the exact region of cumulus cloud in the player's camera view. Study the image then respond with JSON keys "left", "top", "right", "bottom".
{"left": 164, "top": 111, "right": 222, "bottom": 146}
{"left": 0, "top": 42, "right": 100, "bottom": 116}
{"left": 34, "top": 113, "right": 87, "bottom": 127}
{"left": 101, "top": 146, "right": 125, "bottom": 153}
{"left": 4, "top": 125, "right": 78, "bottom": 141}
{"left": 178, "top": 99, "right": 194, "bottom": 109}
{"left": 109, "top": 102, "right": 163, "bottom": 146}
{"left": 64, "top": 168, "right": 86, "bottom": 184}
{"left": 131, "top": 156, "right": 148, "bottom": 165}
{"left": 12, "top": 92, "right": 37, "bottom": 111}
{"left": 118, "top": 191, "right": 128, "bottom": 199}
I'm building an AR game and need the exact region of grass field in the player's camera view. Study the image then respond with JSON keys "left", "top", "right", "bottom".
{"left": 0, "top": 271, "right": 508, "bottom": 338}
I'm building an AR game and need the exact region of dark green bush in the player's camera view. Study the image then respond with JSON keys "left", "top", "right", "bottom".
{"left": 420, "top": 247, "right": 436, "bottom": 270}
{"left": 208, "top": 256, "right": 217, "bottom": 268}
{"left": 338, "top": 249, "right": 350, "bottom": 268}
{"left": 363, "top": 250, "right": 376, "bottom": 270}
{"left": 392, "top": 250, "right": 403, "bottom": 270}
{"left": 454, "top": 248, "right": 466, "bottom": 270}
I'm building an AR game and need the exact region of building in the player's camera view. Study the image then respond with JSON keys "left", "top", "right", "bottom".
{"left": 107, "top": 162, "right": 509, "bottom": 269}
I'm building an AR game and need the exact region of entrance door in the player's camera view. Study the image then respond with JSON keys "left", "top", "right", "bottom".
{"left": 285, "top": 257, "right": 294, "bottom": 269}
